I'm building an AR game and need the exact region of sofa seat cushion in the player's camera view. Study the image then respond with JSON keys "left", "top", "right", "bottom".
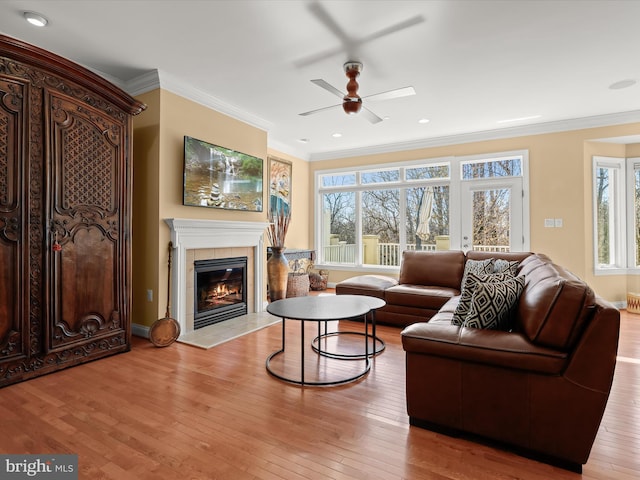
{"left": 385, "top": 284, "right": 459, "bottom": 310}
{"left": 423, "top": 310, "right": 456, "bottom": 325}
{"left": 335, "top": 274, "right": 398, "bottom": 299}
{"left": 401, "top": 322, "right": 568, "bottom": 374}
{"left": 438, "top": 296, "right": 460, "bottom": 314}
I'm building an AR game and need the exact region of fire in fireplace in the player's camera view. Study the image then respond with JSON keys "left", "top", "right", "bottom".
{"left": 194, "top": 256, "right": 247, "bottom": 329}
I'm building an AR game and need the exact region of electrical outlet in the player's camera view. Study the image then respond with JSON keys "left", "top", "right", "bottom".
{"left": 554, "top": 218, "right": 563, "bottom": 228}
{"left": 147, "top": 289, "right": 153, "bottom": 302}
{"left": 544, "top": 218, "right": 555, "bottom": 228}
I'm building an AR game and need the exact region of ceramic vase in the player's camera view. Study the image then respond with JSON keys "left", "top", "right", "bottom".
{"left": 267, "top": 246, "right": 288, "bottom": 301}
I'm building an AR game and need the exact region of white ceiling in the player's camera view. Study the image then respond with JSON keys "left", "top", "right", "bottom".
{"left": 1, "top": 0, "right": 640, "bottom": 160}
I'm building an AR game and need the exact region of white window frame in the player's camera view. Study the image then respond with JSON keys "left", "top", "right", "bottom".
{"left": 593, "top": 156, "right": 626, "bottom": 274}
{"left": 314, "top": 150, "right": 529, "bottom": 273}
{"left": 626, "top": 157, "right": 640, "bottom": 271}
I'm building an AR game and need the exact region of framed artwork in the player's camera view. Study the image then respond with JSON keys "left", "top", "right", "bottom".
{"left": 183, "top": 136, "right": 263, "bottom": 211}
{"left": 268, "top": 156, "right": 292, "bottom": 216}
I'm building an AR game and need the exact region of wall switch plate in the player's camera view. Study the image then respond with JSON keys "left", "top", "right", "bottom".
{"left": 544, "top": 218, "right": 555, "bottom": 227}
{"left": 554, "top": 218, "right": 563, "bottom": 227}
{"left": 147, "top": 289, "right": 153, "bottom": 302}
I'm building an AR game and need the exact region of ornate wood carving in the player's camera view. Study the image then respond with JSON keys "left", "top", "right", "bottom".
{"left": 0, "top": 33, "right": 145, "bottom": 387}
{"left": 0, "top": 77, "right": 24, "bottom": 361}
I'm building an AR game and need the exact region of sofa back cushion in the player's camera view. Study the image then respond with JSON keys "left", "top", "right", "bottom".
{"left": 516, "top": 258, "right": 596, "bottom": 351}
{"left": 399, "top": 250, "right": 465, "bottom": 290}
{"left": 466, "top": 251, "right": 533, "bottom": 263}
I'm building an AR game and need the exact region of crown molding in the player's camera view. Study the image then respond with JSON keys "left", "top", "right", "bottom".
{"left": 124, "top": 69, "right": 273, "bottom": 133}
{"left": 308, "top": 110, "right": 640, "bottom": 161}
{"left": 122, "top": 69, "right": 640, "bottom": 163}
{"left": 267, "top": 138, "right": 310, "bottom": 162}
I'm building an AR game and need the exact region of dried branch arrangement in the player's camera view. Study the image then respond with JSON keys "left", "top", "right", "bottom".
{"left": 267, "top": 208, "right": 291, "bottom": 248}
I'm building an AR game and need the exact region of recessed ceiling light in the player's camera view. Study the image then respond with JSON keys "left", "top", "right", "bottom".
{"left": 496, "top": 115, "right": 542, "bottom": 124}
{"left": 609, "top": 79, "right": 637, "bottom": 90}
{"left": 298, "top": 138, "right": 309, "bottom": 143}
{"left": 332, "top": 133, "right": 342, "bottom": 138}
{"left": 418, "top": 118, "right": 430, "bottom": 124}
{"left": 23, "top": 11, "right": 48, "bottom": 27}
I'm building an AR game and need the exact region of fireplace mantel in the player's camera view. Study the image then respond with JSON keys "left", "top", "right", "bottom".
{"left": 165, "top": 218, "right": 269, "bottom": 338}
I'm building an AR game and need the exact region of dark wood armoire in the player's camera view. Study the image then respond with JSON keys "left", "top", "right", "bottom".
{"left": 0, "top": 34, "right": 145, "bottom": 387}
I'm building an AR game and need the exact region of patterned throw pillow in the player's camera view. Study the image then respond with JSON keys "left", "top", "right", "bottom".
{"left": 460, "top": 258, "right": 495, "bottom": 290}
{"left": 463, "top": 276, "right": 525, "bottom": 330}
{"left": 451, "top": 272, "right": 515, "bottom": 326}
{"left": 494, "top": 259, "right": 520, "bottom": 276}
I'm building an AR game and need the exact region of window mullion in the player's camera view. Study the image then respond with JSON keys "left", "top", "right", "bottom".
{"left": 356, "top": 190, "right": 363, "bottom": 267}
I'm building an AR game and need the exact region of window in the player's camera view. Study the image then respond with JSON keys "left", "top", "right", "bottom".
{"left": 593, "top": 156, "right": 626, "bottom": 272}
{"left": 622, "top": 157, "right": 640, "bottom": 270}
{"left": 315, "top": 151, "right": 528, "bottom": 270}
{"left": 631, "top": 159, "right": 640, "bottom": 267}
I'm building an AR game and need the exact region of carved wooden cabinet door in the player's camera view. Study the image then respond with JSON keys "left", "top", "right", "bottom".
{"left": 0, "top": 75, "right": 27, "bottom": 363}
{"left": 48, "top": 93, "right": 128, "bottom": 350}
{"left": 0, "top": 34, "right": 144, "bottom": 387}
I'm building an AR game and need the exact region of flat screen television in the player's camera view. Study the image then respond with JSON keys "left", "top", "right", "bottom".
{"left": 183, "top": 136, "right": 263, "bottom": 211}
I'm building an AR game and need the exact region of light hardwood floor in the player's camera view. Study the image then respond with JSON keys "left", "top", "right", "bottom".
{"left": 0, "top": 303, "right": 638, "bottom": 479}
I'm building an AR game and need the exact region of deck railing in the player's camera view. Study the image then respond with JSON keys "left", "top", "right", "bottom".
{"left": 322, "top": 243, "right": 358, "bottom": 264}
{"left": 322, "top": 243, "right": 509, "bottom": 265}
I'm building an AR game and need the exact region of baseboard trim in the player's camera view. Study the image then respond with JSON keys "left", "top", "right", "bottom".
{"left": 132, "top": 323, "right": 150, "bottom": 339}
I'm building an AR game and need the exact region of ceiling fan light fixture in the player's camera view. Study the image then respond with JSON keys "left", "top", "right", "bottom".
{"left": 342, "top": 99, "right": 362, "bottom": 115}
{"left": 23, "top": 11, "right": 48, "bottom": 27}
{"left": 299, "top": 60, "right": 412, "bottom": 125}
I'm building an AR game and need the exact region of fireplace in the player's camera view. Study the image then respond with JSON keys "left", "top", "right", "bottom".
{"left": 194, "top": 256, "right": 247, "bottom": 329}
{"left": 164, "top": 218, "right": 269, "bottom": 341}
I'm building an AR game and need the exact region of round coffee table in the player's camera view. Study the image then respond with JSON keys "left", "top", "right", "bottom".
{"left": 265, "top": 295, "right": 383, "bottom": 386}
{"left": 311, "top": 295, "right": 386, "bottom": 359}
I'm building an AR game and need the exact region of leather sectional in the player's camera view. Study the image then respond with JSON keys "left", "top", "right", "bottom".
{"left": 336, "top": 250, "right": 620, "bottom": 471}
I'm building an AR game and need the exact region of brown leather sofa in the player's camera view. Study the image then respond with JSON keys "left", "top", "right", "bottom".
{"left": 337, "top": 250, "right": 620, "bottom": 471}
{"left": 336, "top": 250, "right": 530, "bottom": 327}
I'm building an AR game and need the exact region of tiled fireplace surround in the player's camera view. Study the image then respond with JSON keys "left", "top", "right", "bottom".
{"left": 165, "top": 219, "right": 270, "bottom": 340}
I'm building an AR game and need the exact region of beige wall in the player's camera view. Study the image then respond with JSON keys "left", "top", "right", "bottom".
{"left": 132, "top": 89, "right": 161, "bottom": 329}
{"left": 266, "top": 149, "right": 311, "bottom": 251}
{"left": 133, "top": 87, "right": 640, "bottom": 313}
{"left": 309, "top": 123, "right": 640, "bottom": 303}
{"left": 132, "top": 89, "right": 309, "bottom": 327}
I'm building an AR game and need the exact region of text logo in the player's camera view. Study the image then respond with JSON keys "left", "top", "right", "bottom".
{"left": 0, "top": 455, "right": 77, "bottom": 479}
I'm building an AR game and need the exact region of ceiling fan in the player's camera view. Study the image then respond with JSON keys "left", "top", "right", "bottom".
{"left": 299, "top": 61, "right": 416, "bottom": 124}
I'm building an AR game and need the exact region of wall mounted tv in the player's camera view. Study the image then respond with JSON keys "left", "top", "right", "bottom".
{"left": 183, "top": 136, "right": 263, "bottom": 211}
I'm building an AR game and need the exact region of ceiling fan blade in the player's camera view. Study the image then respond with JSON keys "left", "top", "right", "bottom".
{"left": 361, "top": 106, "right": 384, "bottom": 124}
{"left": 299, "top": 103, "right": 342, "bottom": 117}
{"left": 359, "top": 15, "right": 426, "bottom": 44}
{"left": 362, "top": 86, "right": 416, "bottom": 102}
{"left": 311, "top": 79, "right": 346, "bottom": 99}
{"left": 293, "top": 46, "right": 346, "bottom": 68}
{"left": 308, "top": 1, "right": 352, "bottom": 44}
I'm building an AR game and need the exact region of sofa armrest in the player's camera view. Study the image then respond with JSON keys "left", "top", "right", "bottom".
{"left": 401, "top": 322, "right": 567, "bottom": 374}
{"left": 563, "top": 300, "right": 619, "bottom": 393}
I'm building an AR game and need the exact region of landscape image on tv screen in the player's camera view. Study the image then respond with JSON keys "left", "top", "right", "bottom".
{"left": 183, "top": 136, "right": 263, "bottom": 212}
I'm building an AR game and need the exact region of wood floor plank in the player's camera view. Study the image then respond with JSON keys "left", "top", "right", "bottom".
{"left": 0, "top": 303, "right": 638, "bottom": 479}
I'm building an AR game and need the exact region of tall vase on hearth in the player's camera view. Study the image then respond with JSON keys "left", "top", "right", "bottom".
{"left": 266, "top": 201, "right": 291, "bottom": 302}
{"left": 267, "top": 246, "right": 288, "bottom": 301}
